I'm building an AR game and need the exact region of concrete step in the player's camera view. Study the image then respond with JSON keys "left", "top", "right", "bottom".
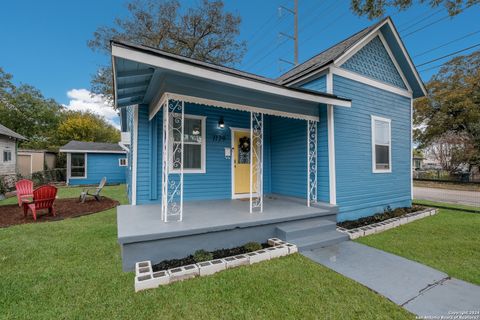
{"left": 289, "top": 230, "right": 349, "bottom": 251}
{"left": 276, "top": 218, "right": 337, "bottom": 241}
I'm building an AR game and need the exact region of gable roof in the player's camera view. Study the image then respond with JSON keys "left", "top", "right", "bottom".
{"left": 0, "top": 123, "right": 26, "bottom": 140}
{"left": 276, "top": 18, "right": 387, "bottom": 85}
{"left": 276, "top": 17, "right": 426, "bottom": 98}
{"left": 59, "top": 141, "right": 126, "bottom": 153}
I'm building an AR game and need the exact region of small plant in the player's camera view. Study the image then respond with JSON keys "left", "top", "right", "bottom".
{"left": 193, "top": 250, "right": 213, "bottom": 263}
{"left": 0, "top": 177, "right": 6, "bottom": 197}
{"left": 243, "top": 242, "right": 262, "bottom": 252}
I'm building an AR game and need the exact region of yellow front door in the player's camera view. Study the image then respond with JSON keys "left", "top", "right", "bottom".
{"left": 233, "top": 130, "right": 257, "bottom": 196}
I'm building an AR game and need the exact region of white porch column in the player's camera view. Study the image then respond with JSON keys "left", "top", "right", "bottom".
{"left": 250, "top": 112, "right": 263, "bottom": 213}
{"left": 161, "top": 98, "right": 184, "bottom": 222}
{"left": 326, "top": 72, "right": 337, "bottom": 205}
{"left": 307, "top": 120, "right": 318, "bottom": 206}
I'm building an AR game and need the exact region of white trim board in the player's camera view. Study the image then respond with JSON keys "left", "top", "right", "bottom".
{"left": 331, "top": 67, "right": 412, "bottom": 98}
{"left": 132, "top": 106, "right": 139, "bottom": 205}
{"left": 149, "top": 92, "right": 322, "bottom": 122}
{"left": 60, "top": 149, "right": 126, "bottom": 154}
{"left": 371, "top": 115, "right": 392, "bottom": 174}
{"left": 326, "top": 72, "right": 337, "bottom": 205}
{"left": 112, "top": 44, "right": 352, "bottom": 108}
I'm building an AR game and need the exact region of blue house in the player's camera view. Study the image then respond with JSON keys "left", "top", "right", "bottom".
{"left": 60, "top": 141, "right": 127, "bottom": 186}
{"left": 112, "top": 17, "right": 426, "bottom": 270}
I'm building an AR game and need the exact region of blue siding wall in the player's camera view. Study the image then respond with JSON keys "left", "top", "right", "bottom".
{"left": 317, "top": 108, "right": 330, "bottom": 202}
{"left": 301, "top": 75, "right": 326, "bottom": 92}
{"left": 270, "top": 117, "right": 307, "bottom": 198}
{"left": 342, "top": 36, "right": 407, "bottom": 89}
{"left": 135, "top": 103, "right": 273, "bottom": 204}
{"left": 69, "top": 153, "right": 126, "bottom": 186}
{"left": 333, "top": 75, "right": 412, "bottom": 221}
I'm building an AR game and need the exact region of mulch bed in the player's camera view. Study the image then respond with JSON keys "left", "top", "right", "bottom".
{"left": 337, "top": 205, "right": 425, "bottom": 230}
{"left": 0, "top": 197, "right": 119, "bottom": 228}
{"left": 152, "top": 243, "right": 270, "bottom": 272}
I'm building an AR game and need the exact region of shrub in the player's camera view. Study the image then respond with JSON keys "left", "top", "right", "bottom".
{"left": 193, "top": 250, "right": 213, "bottom": 263}
{"left": 244, "top": 242, "right": 262, "bottom": 252}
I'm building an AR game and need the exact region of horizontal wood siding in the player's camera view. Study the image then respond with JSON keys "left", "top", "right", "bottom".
{"left": 0, "top": 136, "right": 16, "bottom": 175}
{"left": 136, "top": 103, "right": 272, "bottom": 204}
{"left": 68, "top": 153, "right": 127, "bottom": 186}
{"left": 270, "top": 117, "right": 307, "bottom": 198}
{"left": 333, "top": 75, "right": 411, "bottom": 221}
{"left": 317, "top": 108, "right": 330, "bottom": 202}
{"left": 301, "top": 75, "right": 326, "bottom": 92}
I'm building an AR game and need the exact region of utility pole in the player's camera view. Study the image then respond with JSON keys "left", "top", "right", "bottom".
{"left": 279, "top": 0, "right": 299, "bottom": 66}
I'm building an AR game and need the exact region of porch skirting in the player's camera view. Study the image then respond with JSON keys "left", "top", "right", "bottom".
{"left": 117, "top": 196, "right": 337, "bottom": 271}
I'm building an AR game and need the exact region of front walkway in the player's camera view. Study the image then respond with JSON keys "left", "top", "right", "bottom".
{"left": 302, "top": 242, "right": 480, "bottom": 317}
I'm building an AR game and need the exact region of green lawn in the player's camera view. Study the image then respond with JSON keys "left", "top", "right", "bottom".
{"left": 357, "top": 208, "right": 480, "bottom": 285}
{"left": 0, "top": 185, "right": 412, "bottom": 319}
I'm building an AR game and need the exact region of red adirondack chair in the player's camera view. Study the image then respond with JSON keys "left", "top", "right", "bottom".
{"left": 15, "top": 179, "right": 34, "bottom": 207}
{"left": 23, "top": 185, "right": 58, "bottom": 221}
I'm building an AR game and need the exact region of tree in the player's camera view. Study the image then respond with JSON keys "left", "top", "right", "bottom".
{"left": 426, "top": 133, "right": 476, "bottom": 173}
{"left": 414, "top": 50, "right": 480, "bottom": 172}
{"left": 56, "top": 111, "right": 120, "bottom": 146}
{"left": 0, "top": 84, "right": 63, "bottom": 149}
{"left": 351, "top": 0, "right": 479, "bottom": 19}
{"left": 88, "top": 0, "right": 246, "bottom": 104}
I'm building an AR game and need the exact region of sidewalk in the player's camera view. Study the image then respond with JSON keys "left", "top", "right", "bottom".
{"left": 302, "top": 242, "right": 480, "bottom": 317}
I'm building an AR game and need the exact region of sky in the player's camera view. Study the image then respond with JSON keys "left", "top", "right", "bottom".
{"left": 1, "top": 0, "right": 479, "bottom": 127}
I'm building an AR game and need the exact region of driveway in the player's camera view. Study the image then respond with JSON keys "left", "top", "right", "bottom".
{"left": 303, "top": 242, "right": 480, "bottom": 317}
{"left": 414, "top": 186, "right": 480, "bottom": 207}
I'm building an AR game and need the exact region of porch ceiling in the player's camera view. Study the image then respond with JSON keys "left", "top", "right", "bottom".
{"left": 111, "top": 41, "right": 351, "bottom": 119}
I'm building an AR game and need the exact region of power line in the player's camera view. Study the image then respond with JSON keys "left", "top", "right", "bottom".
{"left": 416, "top": 43, "right": 480, "bottom": 67}
{"left": 398, "top": 8, "right": 443, "bottom": 32}
{"left": 413, "top": 30, "right": 480, "bottom": 58}
{"left": 402, "top": 14, "right": 452, "bottom": 38}
{"left": 418, "top": 62, "right": 447, "bottom": 73}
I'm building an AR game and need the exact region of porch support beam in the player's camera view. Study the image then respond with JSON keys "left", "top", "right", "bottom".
{"left": 307, "top": 120, "right": 318, "bottom": 206}
{"left": 250, "top": 112, "right": 264, "bottom": 213}
{"left": 161, "top": 98, "right": 184, "bottom": 221}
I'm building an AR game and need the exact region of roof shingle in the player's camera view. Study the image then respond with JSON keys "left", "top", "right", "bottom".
{"left": 59, "top": 141, "right": 125, "bottom": 153}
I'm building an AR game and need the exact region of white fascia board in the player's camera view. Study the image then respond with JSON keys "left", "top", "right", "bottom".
{"left": 59, "top": 149, "right": 126, "bottom": 154}
{"left": 112, "top": 44, "right": 351, "bottom": 108}
{"left": 284, "top": 65, "right": 330, "bottom": 87}
{"left": 150, "top": 92, "right": 321, "bottom": 122}
{"left": 331, "top": 67, "right": 412, "bottom": 98}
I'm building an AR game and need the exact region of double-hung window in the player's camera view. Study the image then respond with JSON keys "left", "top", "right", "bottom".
{"left": 70, "top": 153, "right": 86, "bottom": 178}
{"left": 170, "top": 114, "right": 206, "bottom": 173}
{"left": 3, "top": 150, "right": 12, "bottom": 162}
{"left": 371, "top": 116, "right": 391, "bottom": 173}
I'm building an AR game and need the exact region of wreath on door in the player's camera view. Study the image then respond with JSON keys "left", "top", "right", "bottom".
{"left": 239, "top": 136, "right": 250, "bottom": 153}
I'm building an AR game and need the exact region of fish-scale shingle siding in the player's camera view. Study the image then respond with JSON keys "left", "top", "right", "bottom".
{"left": 342, "top": 36, "right": 407, "bottom": 89}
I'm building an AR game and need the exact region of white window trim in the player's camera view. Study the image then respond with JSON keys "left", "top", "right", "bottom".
{"left": 3, "top": 149, "right": 12, "bottom": 162}
{"left": 119, "top": 158, "right": 128, "bottom": 166}
{"left": 371, "top": 115, "right": 392, "bottom": 174}
{"left": 169, "top": 114, "right": 206, "bottom": 174}
{"left": 68, "top": 153, "right": 88, "bottom": 179}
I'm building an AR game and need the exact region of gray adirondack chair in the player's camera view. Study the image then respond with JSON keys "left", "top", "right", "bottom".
{"left": 79, "top": 177, "right": 107, "bottom": 203}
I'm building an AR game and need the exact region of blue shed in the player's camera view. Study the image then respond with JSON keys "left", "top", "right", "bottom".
{"left": 60, "top": 141, "right": 127, "bottom": 186}
{"left": 110, "top": 17, "right": 428, "bottom": 270}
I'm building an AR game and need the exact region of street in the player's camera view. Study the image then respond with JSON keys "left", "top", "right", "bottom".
{"left": 414, "top": 187, "right": 480, "bottom": 207}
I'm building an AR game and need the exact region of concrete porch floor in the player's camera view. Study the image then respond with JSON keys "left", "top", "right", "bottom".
{"left": 117, "top": 195, "right": 336, "bottom": 244}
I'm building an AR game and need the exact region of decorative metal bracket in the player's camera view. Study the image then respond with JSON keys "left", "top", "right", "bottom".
{"left": 250, "top": 112, "right": 264, "bottom": 213}
{"left": 307, "top": 120, "right": 317, "bottom": 207}
{"left": 161, "top": 98, "right": 184, "bottom": 222}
